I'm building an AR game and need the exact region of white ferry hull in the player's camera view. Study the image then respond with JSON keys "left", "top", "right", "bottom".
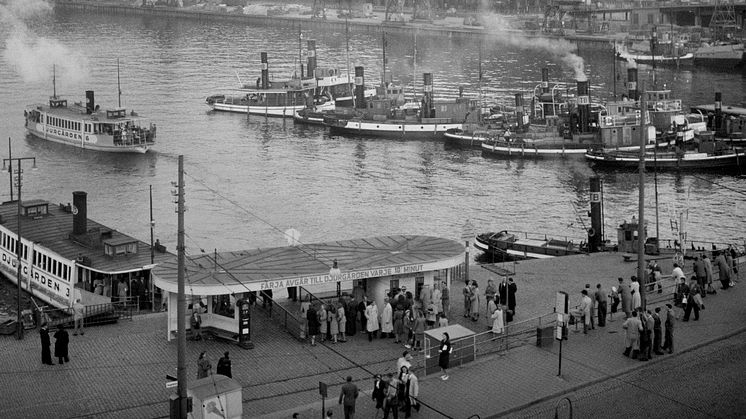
{"left": 26, "top": 124, "right": 149, "bottom": 153}
{"left": 209, "top": 101, "right": 307, "bottom": 117}
{"left": 328, "top": 120, "right": 463, "bottom": 139}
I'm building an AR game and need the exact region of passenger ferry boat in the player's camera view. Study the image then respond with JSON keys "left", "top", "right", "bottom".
{"left": 0, "top": 191, "right": 172, "bottom": 311}
{"left": 474, "top": 231, "right": 587, "bottom": 261}
{"left": 24, "top": 89, "right": 156, "bottom": 153}
{"left": 24, "top": 67, "right": 155, "bottom": 153}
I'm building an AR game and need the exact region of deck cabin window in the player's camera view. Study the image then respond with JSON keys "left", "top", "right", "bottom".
{"left": 104, "top": 237, "right": 138, "bottom": 257}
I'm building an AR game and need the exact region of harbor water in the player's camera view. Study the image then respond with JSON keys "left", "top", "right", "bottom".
{"left": 0, "top": 5, "right": 744, "bottom": 257}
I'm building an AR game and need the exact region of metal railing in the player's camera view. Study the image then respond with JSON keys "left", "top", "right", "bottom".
{"left": 37, "top": 302, "right": 132, "bottom": 329}
{"left": 256, "top": 291, "right": 304, "bottom": 340}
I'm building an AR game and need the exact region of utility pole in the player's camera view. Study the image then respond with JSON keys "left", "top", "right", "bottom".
{"left": 170, "top": 155, "right": 188, "bottom": 418}
{"left": 638, "top": 86, "right": 647, "bottom": 312}
{"left": 2, "top": 154, "right": 38, "bottom": 340}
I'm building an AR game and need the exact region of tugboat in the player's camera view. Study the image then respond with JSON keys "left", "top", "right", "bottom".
{"left": 24, "top": 66, "right": 155, "bottom": 153}
{"left": 474, "top": 230, "right": 588, "bottom": 261}
{"left": 322, "top": 70, "right": 477, "bottom": 139}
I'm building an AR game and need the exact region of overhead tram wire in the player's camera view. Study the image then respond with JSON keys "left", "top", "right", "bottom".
{"left": 182, "top": 171, "right": 339, "bottom": 269}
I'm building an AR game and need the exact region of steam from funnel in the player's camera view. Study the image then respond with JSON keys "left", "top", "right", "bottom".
{"left": 1, "top": 0, "right": 89, "bottom": 83}
{"left": 479, "top": 14, "right": 586, "bottom": 81}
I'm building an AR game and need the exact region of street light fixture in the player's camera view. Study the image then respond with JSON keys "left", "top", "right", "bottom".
{"left": 2, "top": 155, "right": 38, "bottom": 340}
{"left": 330, "top": 259, "right": 341, "bottom": 298}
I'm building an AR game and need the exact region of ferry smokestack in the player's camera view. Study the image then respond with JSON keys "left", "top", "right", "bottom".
{"left": 85, "top": 90, "right": 95, "bottom": 114}
{"left": 423, "top": 73, "right": 433, "bottom": 118}
{"left": 354, "top": 66, "right": 366, "bottom": 109}
{"left": 714, "top": 92, "right": 722, "bottom": 133}
{"left": 588, "top": 176, "right": 603, "bottom": 252}
{"left": 307, "top": 40, "right": 317, "bottom": 78}
{"left": 515, "top": 93, "right": 524, "bottom": 131}
{"left": 261, "top": 52, "right": 269, "bottom": 90}
{"left": 541, "top": 68, "right": 550, "bottom": 94}
{"left": 627, "top": 68, "right": 638, "bottom": 101}
{"left": 577, "top": 80, "right": 590, "bottom": 133}
{"left": 72, "top": 191, "right": 87, "bottom": 236}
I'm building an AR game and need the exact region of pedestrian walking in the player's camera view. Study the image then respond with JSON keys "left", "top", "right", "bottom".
{"left": 703, "top": 254, "right": 716, "bottom": 295}
{"left": 693, "top": 256, "right": 707, "bottom": 298}
{"left": 440, "top": 281, "right": 450, "bottom": 316}
{"left": 372, "top": 373, "right": 387, "bottom": 410}
{"left": 580, "top": 290, "right": 592, "bottom": 334}
{"left": 653, "top": 307, "right": 664, "bottom": 355}
{"left": 609, "top": 285, "right": 620, "bottom": 316}
{"left": 338, "top": 303, "right": 347, "bottom": 342}
{"left": 507, "top": 277, "right": 517, "bottom": 320}
{"left": 462, "top": 280, "right": 471, "bottom": 318}
{"left": 622, "top": 311, "right": 642, "bottom": 359}
{"left": 683, "top": 277, "right": 702, "bottom": 321}
{"left": 216, "top": 351, "right": 232, "bottom": 378}
{"left": 595, "top": 283, "right": 607, "bottom": 327}
{"left": 299, "top": 295, "right": 310, "bottom": 339}
{"left": 469, "top": 280, "right": 480, "bottom": 322}
{"left": 307, "top": 302, "right": 320, "bottom": 346}
{"left": 662, "top": 303, "right": 677, "bottom": 354}
{"left": 72, "top": 298, "right": 85, "bottom": 336}
{"left": 396, "top": 351, "right": 413, "bottom": 372}
{"left": 40, "top": 324, "right": 53, "bottom": 365}
{"left": 365, "top": 300, "right": 380, "bottom": 342}
{"left": 381, "top": 297, "right": 393, "bottom": 338}
{"left": 338, "top": 375, "right": 359, "bottom": 419}
{"left": 393, "top": 306, "right": 405, "bottom": 344}
{"left": 618, "top": 277, "right": 632, "bottom": 319}
{"left": 491, "top": 304, "right": 504, "bottom": 335}
{"left": 190, "top": 308, "right": 202, "bottom": 341}
{"left": 412, "top": 310, "right": 425, "bottom": 351}
{"left": 53, "top": 324, "right": 70, "bottom": 364}
{"left": 329, "top": 305, "right": 339, "bottom": 344}
{"left": 383, "top": 373, "right": 400, "bottom": 419}
{"left": 585, "top": 284, "right": 595, "bottom": 329}
{"left": 318, "top": 303, "right": 328, "bottom": 343}
{"left": 715, "top": 251, "right": 732, "bottom": 290}
{"left": 438, "top": 332, "right": 452, "bottom": 380}
{"left": 197, "top": 351, "right": 211, "bottom": 379}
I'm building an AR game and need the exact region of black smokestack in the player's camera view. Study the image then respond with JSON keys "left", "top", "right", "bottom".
{"left": 588, "top": 176, "right": 603, "bottom": 252}
{"left": 423, "top": 73, "right": 433, "bottom": 118}
{"left": 627, "top": 68, "right": 638, "bottom": 101}
{"left": 355, "top": 66, "right": 365, "bottom": 109}
{"left": 577, "top": 80, "right": 590, "bottom": 133}
{"left": 541, "top": 68, "right": 550, "bottom": 94}
{"left": 307, "top": 40, "right": 317, "bottom": 78}
{"left": 73, "top": 191, "right": 87, "bottom": 236}
{"left": 515, "top": 93, "right": 524, "bottom": 131}
{"left": 261, "top": 52, "right": 269, "bottom": 90}
{"left": 85, "top": 90, "right": 95, "bottom": 114}
{"left": 715, "top": 92, "right": 723, "bottom": 132}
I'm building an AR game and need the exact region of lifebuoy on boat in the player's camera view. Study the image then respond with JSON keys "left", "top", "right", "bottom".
{"left": 587, "top": 227, "right": 596, "bottom": 237}
{"left": 328, "top": 69, "right": 334, "bottom": 77}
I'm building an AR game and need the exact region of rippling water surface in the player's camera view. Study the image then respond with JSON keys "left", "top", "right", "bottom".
{"left": 0, "top": 8, "right": 744, "bottom": 255}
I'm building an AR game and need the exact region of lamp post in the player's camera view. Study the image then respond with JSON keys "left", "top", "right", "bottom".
{"left": 2, "top": 155, "right": 38, "bottom": 340}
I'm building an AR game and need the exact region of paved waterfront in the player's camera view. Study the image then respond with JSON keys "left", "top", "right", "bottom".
{"left": 0, "top": 253, "right": 743, "bottom": 418}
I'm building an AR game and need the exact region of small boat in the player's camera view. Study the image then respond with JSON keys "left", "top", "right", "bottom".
{"left": 693, "top": 41, "right": 745, "bottom": 69}
{"left": 24, "top": 66, "right": 155, "bottom": 153}
{"left": 474, "top": 230, "right": 587, "bottom": 261}
{"left": 584, "top": 133, "right": 746, "bottom": 171}
{"left": 616, "top": 50, "right": 694, "bottom": 67}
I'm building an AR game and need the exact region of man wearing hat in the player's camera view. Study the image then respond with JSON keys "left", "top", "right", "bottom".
{"left": 217, "top": 351, "right": 232, "bottom": 378}
{"left": 584, "top": 284, "right": 595, "bottom": 330}
{"left": 661, "top": 303, "right": 677, "bottom": 354}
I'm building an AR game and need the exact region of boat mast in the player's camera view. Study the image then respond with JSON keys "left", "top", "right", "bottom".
{"left": 382, "top": 31, "right": 387, "bottom": 98}
{"left": 478, "top": 40, "right": 483, "bottom": 124}
{"left": 412, "top": 29, "right": 417, "bottom": 102}
{"left": 298, "top": 25, "right": 304, "bottom": 79}
{"left": 650, "top": 27, "right": 657, "bottom": 89}
{"left": 52, "top": 65, "right": 57, "bottom": 99}
{"left": 637, "top": 81, "right": 647, "bottom": 312}
{"left": 117, "top": 58, "right": 122, "bottom": 108}
{"left": 345, "top": 18, "right": 354, "bottom": 108}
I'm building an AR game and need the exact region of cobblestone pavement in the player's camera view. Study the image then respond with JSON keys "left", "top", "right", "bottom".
{"left": 0, "top": 254, "right": 742, "bottom": 418}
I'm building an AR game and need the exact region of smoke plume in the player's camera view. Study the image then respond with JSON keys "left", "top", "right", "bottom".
{"left": 1, "top": 0, "right": 89, "bottom": 84}
{"left": 479, "top": 13, "right": 587, "bottom": 81}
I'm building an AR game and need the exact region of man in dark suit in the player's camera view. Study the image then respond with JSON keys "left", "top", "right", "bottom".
{"left": 338, "top": 375, "right": 359, "bottom": 419}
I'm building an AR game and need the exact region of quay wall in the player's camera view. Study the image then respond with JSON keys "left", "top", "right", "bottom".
{"left": 54, "top": 0, "right": 616, "bottom": 50}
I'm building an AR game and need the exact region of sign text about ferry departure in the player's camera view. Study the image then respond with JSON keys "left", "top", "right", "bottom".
{"left": 259, "top": 264, "right": 425, "bottom": 290}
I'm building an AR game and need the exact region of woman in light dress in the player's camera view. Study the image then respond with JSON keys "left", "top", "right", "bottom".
{"left": 631, "top": 276, "right": 642, "bottom": 310}
{"left": 491, "top": 303, "right": 504, "bottom": 334}
{"left": 365, "top": 300, "right": 380, "bottom": 342}
{"left": 486, "top": 296, "right": 497, "bottom": 330}
{"left": 328, "top": 305, "right": 339, "bottom": 343}
{"left": 432, "top": 282, "right": 443, "bottom": 315}
{"left": 337, "top": 302, "right": 347, "bottom": 342}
